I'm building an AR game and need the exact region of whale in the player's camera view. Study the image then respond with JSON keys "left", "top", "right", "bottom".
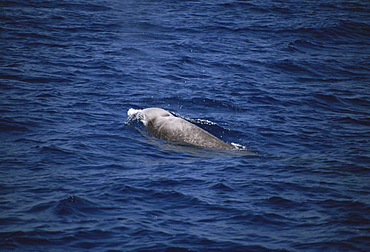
{"left": 128, "top": 107, "right": 236, "bottom": 150}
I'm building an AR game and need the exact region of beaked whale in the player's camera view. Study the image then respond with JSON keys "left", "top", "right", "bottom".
{"left": 129, "top": 107, "right": 236, "bottom": 150}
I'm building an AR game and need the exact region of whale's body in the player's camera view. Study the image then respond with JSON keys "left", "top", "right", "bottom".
{"left": 132, "top": 107, "right": 235, "bottom": 150}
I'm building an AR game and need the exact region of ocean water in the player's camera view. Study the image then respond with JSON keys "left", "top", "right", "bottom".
{"left": 1, "top": 0, "right": 370, "bottom": 251}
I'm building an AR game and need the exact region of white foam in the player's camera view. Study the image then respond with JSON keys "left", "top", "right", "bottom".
{"left": 127, "top": 108, "right": 142, "bottom": 116}
{"left": 231, "top": 142, "right": 248, "bottom": 150}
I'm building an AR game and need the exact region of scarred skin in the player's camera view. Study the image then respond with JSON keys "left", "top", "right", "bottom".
{"left": 140, "top": 107, "right": 235, "bottom": 150}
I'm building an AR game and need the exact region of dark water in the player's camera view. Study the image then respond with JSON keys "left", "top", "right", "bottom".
{"left": 1, "top": 0, "right": 370, "bottom": 251}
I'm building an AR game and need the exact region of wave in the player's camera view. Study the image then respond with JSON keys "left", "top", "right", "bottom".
{"left": 1, "top": 0, "right": 369, "bottom": 251}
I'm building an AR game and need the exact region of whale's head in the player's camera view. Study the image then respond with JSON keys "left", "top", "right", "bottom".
{"left": 141, "top": 108, "right": 172, "bottom": 126}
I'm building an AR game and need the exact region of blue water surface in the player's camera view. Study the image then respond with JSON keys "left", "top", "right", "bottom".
{"left": 1, "top": 0, "right": 370, "bottom": 251}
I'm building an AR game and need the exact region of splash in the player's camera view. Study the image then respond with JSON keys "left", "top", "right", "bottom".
{"left": 125, "top": 108, "right": 144, "bottom": 125}
{"left": 127, "top": 108, "right": 142, "bottom": 117}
